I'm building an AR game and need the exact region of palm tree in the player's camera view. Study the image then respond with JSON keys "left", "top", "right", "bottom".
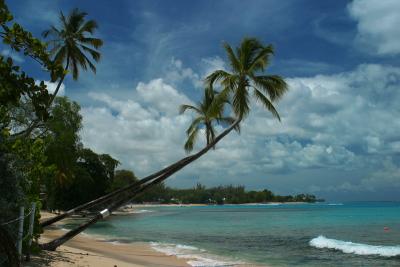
{"left": 42, "top": 8, "right": 103, "bottom": 105}
{"left": 206, "top": 37, "right": 288, "bottom": 121}
{"left": 180, "top": 88, "right": 238, "bottom": 153}
{"left": 12, "top": 8, "right": 103, "bottom": 138}
{"left": 40, "top": 38, "right": 288, "bottom": 251}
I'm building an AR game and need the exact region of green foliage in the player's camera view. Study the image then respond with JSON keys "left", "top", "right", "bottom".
{"left": 135, "top": 184, "right": 321, "bottom": 204}
{"left": 50, "top": 148, "right": 119, "bottom": 210}
{"left": 44, "top": 97, "right": 82, "bottom": 184}
{"left": 41, "top": 97, "right": 119, "bottom": 210}
{"left": 0, "top": 149, "right": 24, "bottom": 225}
{"left": 0, "top": 1, "right": 64, "bottom": 131}
{"left": 111, "top": 170, "right": 138, "bottom": 191}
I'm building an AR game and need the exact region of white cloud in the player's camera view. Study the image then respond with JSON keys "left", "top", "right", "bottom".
{"left": 163, "top": 58, "right": 202, "bottom": 89}
{"left": 162, "top": 57, "right": 227, "bottom": 91}
{"left": 81, "top": 79, "right": 192, "bottom": 176}
{"left": 136, "top": 78, "right": 193, "bottom": 116}
{"left": 80, "top": 62, "right": 400, "bottom": 194}
{"left": 348, "top": 0, "right": 400, "bottom": 55}
{"left": 200, "top": 56, "right": 227, "bottom": 77}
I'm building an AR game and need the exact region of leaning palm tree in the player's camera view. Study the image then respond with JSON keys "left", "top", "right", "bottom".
{"left": 180, "top": 87, "right": 238, "bottom": 153}
{"left": 42, "top": 8, "right": 103, "bottom": 105}
{"left": 39, "top": 37, "right": 288, "bottom": 251}
{"left": 206, "top": 37, "right": 288, "bottom": 122}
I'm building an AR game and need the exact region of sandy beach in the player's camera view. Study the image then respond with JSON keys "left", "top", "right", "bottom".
{"left": 24, "top": 211, "right": 189, "bottom": 267}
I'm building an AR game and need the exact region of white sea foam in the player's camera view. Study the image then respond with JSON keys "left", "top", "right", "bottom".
{"left": 129, "top": 209, "right": 153, "bottom": 214}
{"left": 327, "top": 203, "right": 344, "bottom": 206}
{"left": 310, "top": 235, "right": 400, "bottom": 257}
{"left": 150, "top": 242, "right": 243, "bottom": 266}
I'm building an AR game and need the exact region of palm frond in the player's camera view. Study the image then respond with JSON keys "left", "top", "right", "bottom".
{"left": 68, "top": 8, "right": 87, "bottom": 33}
{"left": 232, "top": 84, "right": 250, "bottom": 119}
{"left": 248, "top": 44, "right": 274, "bottom": 73}
{"left": 251, "top": 75, "right": 288, "bottom": 101}
{"left": 218, "top": 117, "right": 240, "bottom": 133}
{"left": 80, "top": 44, "right": 101, "bottom": 61}
{"left": 80, "top": 38, "right": 103, "bottom": 49}
{"left": 253, "top": 88, "right": 281, "bottom": 121}
{"left": 184, "top": 126, "right": 200, "bottom": 153}
{"left": 53, "top": 45, "right": 67, "bottom": 65}
{"left": 59, "top": 11, "right": 68, "bottom": 31}
{"left": 207, "top": 124, "right": 216, "bottom": 147}
{"left": 238, "top": 38, "right": 263, "bottom": 70}
{"left": 179, "top": 104, "right": 201, "bottom": 115}
{"left": 78, "top": 20, "right": 98, "bottom": 34}
{"left": 220, "top": 74, "right": 238, "bottom": 93}
{"left": 42, "top": 26, "right": 61, "bottom": 38}
{"left": 205, "top": 70, "right": 231, "bottom": 89}
{"left": 207, "top": 89, "right": 229, "bottom": 118}
{"left": 223, "top": 42, "right": 241, "bottom": 72}
{"left": 186, "top": 117, "right": 204, "bottom": 135}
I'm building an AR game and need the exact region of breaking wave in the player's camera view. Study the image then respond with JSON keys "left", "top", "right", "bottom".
{"left": 150, "top": 242, "right": 244, "bottom": 266}
{"left": 310, "top": 235, "right": 400, "bottom": 257}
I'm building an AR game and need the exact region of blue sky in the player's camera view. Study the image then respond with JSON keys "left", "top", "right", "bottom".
{"left": 4, "top": 0, "right": 400, "bottom": 201}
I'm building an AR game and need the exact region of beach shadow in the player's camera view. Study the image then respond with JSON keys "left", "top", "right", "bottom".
{"left": 22, "top": 250, "right": 74, "bottom": 266}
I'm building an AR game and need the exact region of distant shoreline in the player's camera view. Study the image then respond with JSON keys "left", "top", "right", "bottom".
{"left": 122, "top": 201, "right": 311, "bottom": 207}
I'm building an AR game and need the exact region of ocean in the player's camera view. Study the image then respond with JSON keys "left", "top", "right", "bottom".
{"left": 65, "top": 202, "right": 400, "bottom": 266}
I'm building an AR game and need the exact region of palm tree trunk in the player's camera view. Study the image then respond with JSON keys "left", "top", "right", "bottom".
{"left": 40, "top": 119, "right": 241, "bottom": 251}
{"left": 41, "top": 119, "right": 240, "bottom": 227}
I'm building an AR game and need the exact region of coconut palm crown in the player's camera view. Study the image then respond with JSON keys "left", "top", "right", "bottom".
{"left": 42, "top": 8, "right": 103, "bottom": 81}
{"left": 206, "top": 37, "right": 288, "bottom": 121}
{"left": 180, "top": 87, "right": 239, "bottom": 153}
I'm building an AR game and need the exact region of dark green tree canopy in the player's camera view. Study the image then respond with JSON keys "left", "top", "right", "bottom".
{"left": 111, "top": 170, "right": 138, "bottom": 191}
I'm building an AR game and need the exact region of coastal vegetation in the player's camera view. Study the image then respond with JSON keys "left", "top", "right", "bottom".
{"left": 134, "top": 183, "right": 321, "bottom": 204}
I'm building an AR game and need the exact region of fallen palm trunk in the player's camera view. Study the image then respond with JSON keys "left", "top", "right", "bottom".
{"left": 40, "top": 159, "right": 188, "bottom": 251}
{"left": 40, "top": 119, "right": 240, "bottom": 251}
{"left": 40, "top": 150, "right": 196, "bottom": 227}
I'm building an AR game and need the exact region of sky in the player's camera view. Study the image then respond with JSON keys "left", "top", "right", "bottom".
{"left": 4, "top": 0, "right": 400, "bottom": 201}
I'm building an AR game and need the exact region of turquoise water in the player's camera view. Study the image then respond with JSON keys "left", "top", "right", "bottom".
{"left": 68, "top": 202, "right": 400, "bottom": 266}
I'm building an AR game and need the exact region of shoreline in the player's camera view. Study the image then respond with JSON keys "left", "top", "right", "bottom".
{"left": 33, "top": 227, "right": 190, "bottom": 267}
{"left": 35, "top": 211, "right": 265, "bottom": 267}
{"left": 32, "top": 211, "right": 189, "bottom": 266}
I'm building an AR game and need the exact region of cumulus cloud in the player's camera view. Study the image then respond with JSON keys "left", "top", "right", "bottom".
{"left": 162, "top": 57, "right": 227, "bottom": 90}
{"left": 80, "top": 62, "right": 400, "bottom": 195}
{"left": 136, "top": 78, "right": 193, "bottom": 116}
{"left": 348, "top": 0, "right": 400, "bottom": 55}
{"left": 163, "top": 58, "right": 202, "bottom": 89}
{"left": 81, "top": 79, "right": 192, "bottom": 176}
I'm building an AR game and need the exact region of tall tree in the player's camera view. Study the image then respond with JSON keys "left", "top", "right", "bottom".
{"left": 206, "top": 37, "right": 288, "bottom": 121}
{"left": 42, "top": 8, "right": 103, "bottom": 105}
{"left": 180, "top": 87, "right": 238, "bottom": 153}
